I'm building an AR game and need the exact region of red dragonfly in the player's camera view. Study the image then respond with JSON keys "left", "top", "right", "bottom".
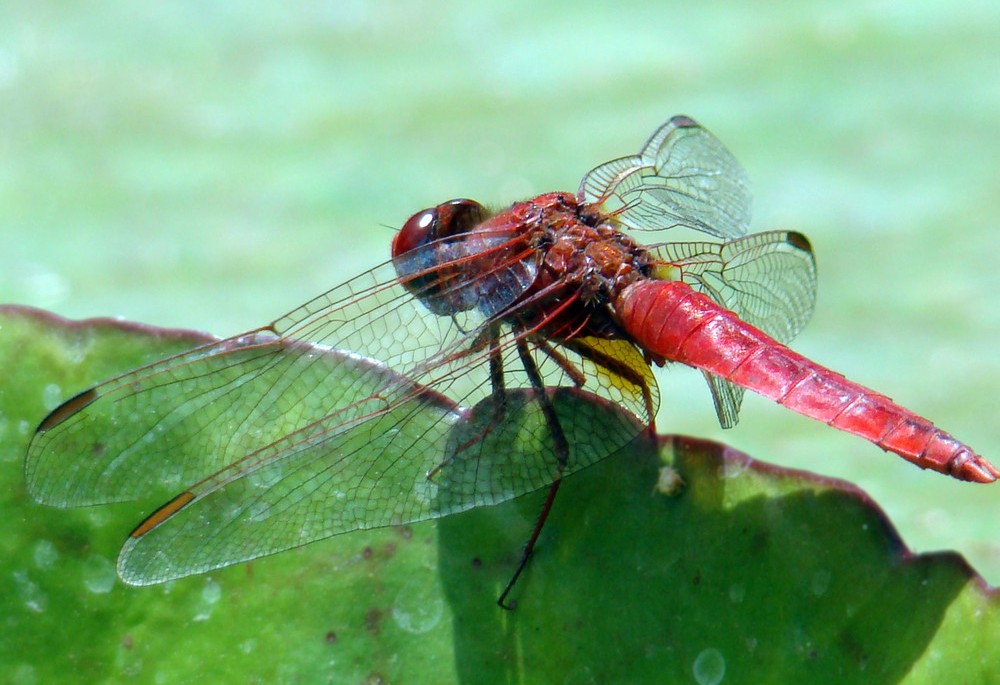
{"left": 26, "top": 116, "right": 996, "bottom": 606}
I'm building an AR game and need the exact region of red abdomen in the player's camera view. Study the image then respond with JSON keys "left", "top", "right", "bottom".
{"left": 615, "top": 279, "right": 997, "bottom": 483}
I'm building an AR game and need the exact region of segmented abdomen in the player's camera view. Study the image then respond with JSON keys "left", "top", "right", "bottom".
{"left": 615, "top": 280, "right": 997, "bottom": 483}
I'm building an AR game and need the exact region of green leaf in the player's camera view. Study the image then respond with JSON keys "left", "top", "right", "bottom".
{"left": 2, "top": 305, "right": 997, "bottom": 684}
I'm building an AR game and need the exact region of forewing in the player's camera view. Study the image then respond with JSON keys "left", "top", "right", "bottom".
{"left": 652, "top": 230, "right": 817, "bottom": 426}
{"left": 578, "top": 115, "right": 751, "bottom": 239}
{"left": 25, "top": 263, "right": 475, "bottom": 508}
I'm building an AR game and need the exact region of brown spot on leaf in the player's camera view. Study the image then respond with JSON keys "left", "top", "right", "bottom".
{"left": 364, "top": 608, "right": 383, "bottom": 635}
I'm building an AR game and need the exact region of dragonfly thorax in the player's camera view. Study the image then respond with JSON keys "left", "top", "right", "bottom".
{"left": 489, "top": 192, "right": 657, "bottom": 342}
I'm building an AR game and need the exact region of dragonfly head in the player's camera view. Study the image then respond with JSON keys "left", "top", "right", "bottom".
{"left": 391, "top": 198, "right": 489, "bottom": 258}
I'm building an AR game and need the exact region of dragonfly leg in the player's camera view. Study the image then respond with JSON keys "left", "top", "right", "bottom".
{"left": 497, "top": 333, "right": 571, "bottom": 610}
{"left": 558, "top": 337, "right": 658, "bottom": 431}
{"left": 427, "top": 323, "right": 508, "bottom": 481}
{"left": 497, "top": 477, "right": 563, "bottom": 610}
{"left": 534, "top": 339, "right": 588, "bottom": 387}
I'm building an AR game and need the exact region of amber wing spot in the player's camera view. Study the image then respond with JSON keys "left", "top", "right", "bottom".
{"left": 130, "top": 491, "right": 196, "bottom": 538}
{"left": 36, "top": 388, "right": 99, "bottom": 433}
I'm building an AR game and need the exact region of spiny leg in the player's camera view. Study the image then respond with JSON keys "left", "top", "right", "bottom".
{"left": 428, "top": 322, "right": 507, "bottom": 480}
{"left": 497, "top": 332, "right": 571, "bottom": 610}
{"left": 558, "top": 337, "right": 658, "bottom": 430}
{"left": 534, "top": 339, "right": 588, "bottom": 387}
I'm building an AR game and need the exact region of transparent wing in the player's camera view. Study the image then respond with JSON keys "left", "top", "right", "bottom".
{"left": 25, "top": 236, "right": 653, "bottom": 584}
{"left": 578, "top": 115, "right": 751, "bottom": 239}
{"left": 651, "top": 230, "right": 816, "bottom": 426}
{"left": 116, "top": 383, "right": 646, "bottom": 584}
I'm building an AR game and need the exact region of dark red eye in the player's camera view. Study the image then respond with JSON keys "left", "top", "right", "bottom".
{"left": 391, "top": 199, "right": 487, "bottom": 258}
{"left": 392, "top": 208, "right": 437, "bottom": 258}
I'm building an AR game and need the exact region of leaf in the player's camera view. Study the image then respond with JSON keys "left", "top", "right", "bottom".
{"left": 1, "top": 305, "right": 997, "bottom": 684}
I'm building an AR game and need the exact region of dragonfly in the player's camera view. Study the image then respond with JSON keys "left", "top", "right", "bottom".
{"left": 26, "top": 115, "right": 996, "bottom": 608}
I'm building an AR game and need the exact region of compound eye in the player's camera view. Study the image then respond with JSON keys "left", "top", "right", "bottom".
{"left": 391, "top": 199, "right": 488, "bottom": 258}
{"left": 436, "top": 198, "right": 488, "bottom": 238}
{"left": 392, "top": 208, "right": 438, "bottom": 258}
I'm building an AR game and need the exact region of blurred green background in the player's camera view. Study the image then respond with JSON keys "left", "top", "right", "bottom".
{"left": 2, "top": 0, "right": 997, "bottom": 601}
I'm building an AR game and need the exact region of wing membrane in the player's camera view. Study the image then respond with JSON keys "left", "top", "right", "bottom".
{"left": 578, "top": 115, "right": 751, "bottom": 239}
{"left": 26, "top": 263, "right": 477, "bottom": 508}
{"left": 652, "top": 230, "right": 816, "bottom": 426}
{"left": 117, "top": 385, "right": 643, "bottom": 584}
